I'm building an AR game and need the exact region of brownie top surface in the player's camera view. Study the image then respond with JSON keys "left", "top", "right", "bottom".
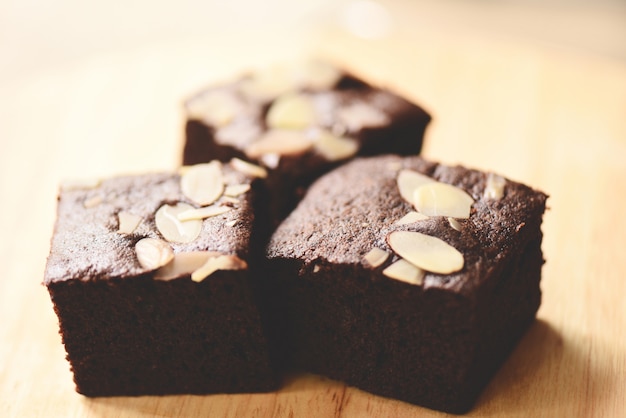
{"left": 266, "top": 155, "right": 548, "bottom": 293}
{"left": 185, "top": 62, "right": 428, "bottom": 162}
{"left": 44, "top": 161, "right": 257, "bottom": 284}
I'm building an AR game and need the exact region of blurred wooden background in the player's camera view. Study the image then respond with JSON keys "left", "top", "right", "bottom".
{"left": 1, "top": 0, "right": 625, "bottom": 417}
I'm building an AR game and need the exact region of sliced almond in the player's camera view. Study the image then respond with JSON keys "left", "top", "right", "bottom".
{"left": 387, "top": 231, "right": 464, "bottom": 274}
{"left": 414, "top": 182, "right": 474, "bottom": 219}
{"left": 363, "top": 247, "right": 389, "bottom": 268}
{"left": 186, "top": 90, "right": 240, "bottom": 127}
{"left": 292, "top": 60, "right": 341, "bottom": 90}
{"left": 180, "top": 161, "right": 224, "bottom": 206}
{"left": 191, "top": 254, "right": 248, "bottom": 282}
{"left": 83, "top": 195, "right": 103, "bottom": 208}
{"left": 238, "top": 68, "right": 294, "bottom": 101}
{"left": 382, "top": 259, "right": 424, "bottom": 285}
{"left": 224, "top": 183, "right": 251, "bottom": 197}
{"left": 177, "top": 205, "right": 231, "bottom": 221}
{"left": 245, "top": 129, "right": 313, "bottom": 158}
{"left": 313, "top": 131, "right": 358, "bottom": 161}
{"left": 118, "top": 212, "right": 142, "bottom": 234}
{"left": 60, "top": 177, "right": 101, "bottom": 191}
{"left": 155, "top": 203, "right": 202, "bottom": 243}
{"left": 259, "top": 153, "right": 281, "bottom": 169}
{"left": 397, "top": 169, "right": 435, "bottom": 205}
{"left": 336, "top": 102, "right": 389, "bottom": 131}
{"left": 448, "top": 217, "right": 462, "bottom": 232}
{"left": 225, "top": 220, "right": 238, "bottom": 227}
{"left": 484, "top": 172, "right": 507, "bottom": 200}
{"left": 135, "top": 238, "right": 174, "bottom": 270}
{"left": 395, "top": 211, "right": 429, "bottom": 225}
{"left": 266, "top": 93, "right": 317, "bottom": 129}
{"left": 230, "top": 158, "right": 268, "bottom": 178}
{"left": 154, "top": 251, "right": 222, "bottom": 281}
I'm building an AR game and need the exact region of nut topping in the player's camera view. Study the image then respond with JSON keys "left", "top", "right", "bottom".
{"left": 117, "top": 212, "right": 142, "bottom": 234}
{"left": 363, "top": 247, "right": 389, "bottom": 268}
{"left": 191, "top": 254, "right": 248, "bottom": 282}
{"left": 180, "top": 161, "right": 224, "bottom": 206}
{"left": 484, "top": 172, "right": 506, "bottom": 200}
{"left": 155, "top": 203, "right": 202, "bottom": 243}
{"left": 245, "top": 129, "right": 313, "bottom": 158}
{"left": 313, "top": 130, "right": 358, "bottom": 161}
{"left": 186, "top": 90, "right": 240, "bottom": 127}
{"left": 135, "top": 238, "right": 174, "bottom": 270}
{"left": 336, "top": 102, "right": 389, "bottom": 132}
{"left": 382, "top": 259, "right": 424, "bottom": 285}
{"left": 397, "top": 169, "right": 435, "bottom": 205}
{"left": 266, "top": 93, "right": 317, "bottom": 129}
{"left": 83, "top": 195, "right": 103, "bottom": 208}
{"left": 448, "top": 217, "right": 462, "bottom": 232}
{"left": 413, "top": 182, "right": 474, "bottom": 219}
{"left": 154, "top": 251, "right": 221, "bottom": 281}
{"left": 395, "top": 211, "right": 429, "bottom": 225}
{"left": 224, "top": 184, "right": 251, "bottom": 197}
{"left": 60, "top": 177, "right": 101, "bottom": 191}
{"left": 177, "top": 205, "right": 231, "bottom": 222}
{"left": 230, "top": 158, "right": 268, "bottom": 178}
{"left": 292, "top": 60, "right": 341, "bottom": 90}
{"left": 387, "top": 231, "right": 464, "bottom": 274}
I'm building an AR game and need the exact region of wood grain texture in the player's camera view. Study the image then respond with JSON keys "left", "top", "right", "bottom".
{"left": 1, "top": 3, "right": 625, "bottom": 417}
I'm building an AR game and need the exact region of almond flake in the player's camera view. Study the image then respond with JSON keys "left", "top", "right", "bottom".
{"left": 224, "top": 184, "right": 251, "bottom": 197}
{"left": 83, "top": 195, "right": 103, "bottom": 208}
{"left": 363, "top": 247, "right": 389, "bottom": 268}
{"left": 395, "top": 211, "right": 429, "bottom": 225}
{"left": 414, "top": 182, "right": 474, "bottom": 219}
{"left": 118, "top": 212, "right": 142, "bottom": 234}
{"left": 154, "top": 251, "right": 222, "bottom": 281}
{"left": 292, "top": 60, "right": 341, "bottom": 90}
{"left": 186, "top": 90, "right": 240, "bottom": 127}
{"left": 266, "top": 93, "right": 317, "bottom": 129}
{"left": 155, "top": 203, "right": 202, "bottom": 243}
{"left": 387, "top": 231, "right": 464, "bottom": 274}
{"left": 313, "top": 131, "right": 358, "bottom": 161}
{"left": 336, "top": 103, "right": 389, "bottom": 131}
{"left": 238, "top": 67, "right": 294, "bottom": 101}
{"left": 225, "top": 220, "right": 238, "bottom": 227}
{"left": 484, "top": 172, "right": 506, "bottom": 200}
{"left": 245, "top": 129, "right": 313, "bottom": 158}
{"left": 230, "top": 158, "right": 268, "bottom": 178}
{"left": 60, "top": 177, "right": 101, "bottom": 191}
{"left": 397, "top": 169, "right": 435, "bottom": 205}
{"left": 383, "top": 259, "right": 424, "bottom": 285}
{"left": 177, "top": 205, "right": 231, "bottom": 221}
{"left": 180, "top": 161, "right": 224, "bottom": 206}
{"left": 448, "top": 217, "right": 462, "bottom": 232}
{"left": 191, "top": 254, "right": 248, "bottom": 282}
{"left": 259, "top": 153, "right": 281, "bottom": 169}
{"left": 135, "top": 238, "right": 174, "bottom": 270}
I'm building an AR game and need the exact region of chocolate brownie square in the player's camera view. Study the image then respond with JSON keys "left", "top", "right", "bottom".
{"left": 183, "top": 61, "right": 431, "bottom": 220}
{"left": 44, "top": 160, "right": 277, "bottom": 396}
{"left": 265, "top": 155, "right": 548, "bottom": 413}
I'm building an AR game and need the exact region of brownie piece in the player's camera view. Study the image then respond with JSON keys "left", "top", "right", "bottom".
{"left": 44, "top": 160, "right": 278, "bottom": 396}
{"left": 265, "top": 155, "right": 548, "bottom": 413}
{"left": 183, "top": 61, "right": 431, "bottom": 220}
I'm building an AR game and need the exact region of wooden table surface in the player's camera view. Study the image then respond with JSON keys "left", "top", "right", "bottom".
{"left": 1, "top": 1, "right": 625, "bottom": 417}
